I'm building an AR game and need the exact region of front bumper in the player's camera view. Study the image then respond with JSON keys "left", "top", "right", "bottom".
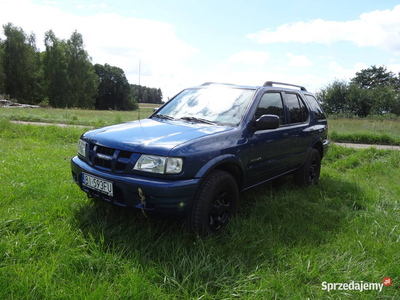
{"left": 71, "top": 156, "right": 200, "bottom": 216}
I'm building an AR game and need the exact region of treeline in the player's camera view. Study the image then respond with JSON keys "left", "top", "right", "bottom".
{"left": 317, "top": 65, "right": 400, "bottom": 117}
{"left": 130, "top": 84, "right": 163, "bottom": 104}
{"left": 0, "top": 23, "right": 163, "bottom": 110}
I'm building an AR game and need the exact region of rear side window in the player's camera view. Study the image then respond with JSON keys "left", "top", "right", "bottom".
{"left": 286, "top": 93, "right": 308, "bottom": 123}
{"left": 305, "top": 95, "right": 326, "bottom": 120}
{"left": 255, "top": 92, "right": 285, "bottom": 124}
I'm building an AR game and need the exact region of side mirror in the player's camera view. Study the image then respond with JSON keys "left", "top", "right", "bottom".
{"left": 153, "top": 107, "right": 159, "bottom": 112}
{"left": 254, "top": 114, "right": 280, "bottom": 131}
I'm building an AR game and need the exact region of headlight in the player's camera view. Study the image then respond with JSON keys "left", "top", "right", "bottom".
{"left": 166, "top": 157, "right": 184, "bottom": 174}
{"left": 134, "top": 155, "right": 183, "bottom": 174}
{"left": 77, "top": 139, "right": 87, "bottom": 157}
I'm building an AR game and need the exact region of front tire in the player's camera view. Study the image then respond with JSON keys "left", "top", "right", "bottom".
{"left": 187, "top": 170, "right": 239, "bottom": 236}
{"left": 294, "top": 148, "right": 321, "bottom": 186}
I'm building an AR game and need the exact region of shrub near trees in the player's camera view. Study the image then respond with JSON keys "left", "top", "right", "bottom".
{"left": 0, "top": 23, "right": 163, "bottom": 110}
{"left": 317, "top": 66, "right": 400, "bottom": 117}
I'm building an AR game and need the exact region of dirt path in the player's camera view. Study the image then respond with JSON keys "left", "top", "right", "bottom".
{"left": 10, "top": 120, "right": 93, "bottom": 128}
{"left": 334, "top": 142, "right": 400, "bottom": 151}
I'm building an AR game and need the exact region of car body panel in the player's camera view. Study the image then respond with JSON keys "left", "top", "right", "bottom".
{"left": 71, "top": 82, "right": 329, "bottom": 216}
{"left": 81, "top": 118, "right": 233, "bottom": 156}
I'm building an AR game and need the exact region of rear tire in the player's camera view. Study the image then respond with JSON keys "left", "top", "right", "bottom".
{"left": 187, "top": 170, "right": 239, "bottom": 236}
{"left": 294, "top": 148, "right": 321, "bottom": 186}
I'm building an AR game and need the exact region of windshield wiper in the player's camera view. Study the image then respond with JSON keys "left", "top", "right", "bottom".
{"left": 179, "top": 116, "right": 216, "bottom": 125}
{"left": 153, "top": 114, "right": 175, "bottom": 121}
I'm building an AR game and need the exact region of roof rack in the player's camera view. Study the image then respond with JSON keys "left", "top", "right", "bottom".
{"left": 201, "top": 82, "right": 235, "bottom": 86}
{"left": 263, "top": 81, "right": 307, "bottom": 91}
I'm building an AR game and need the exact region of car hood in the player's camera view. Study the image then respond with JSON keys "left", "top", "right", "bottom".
{"left": 82, "top": 118, "right": 233, "bottom": 156}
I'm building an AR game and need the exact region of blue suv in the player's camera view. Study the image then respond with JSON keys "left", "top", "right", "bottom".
{"left": 71, "top": 81, "right": 329, "bottom": 235}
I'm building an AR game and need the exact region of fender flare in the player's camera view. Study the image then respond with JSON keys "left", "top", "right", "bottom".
{"left": 194, "top": 154, "right": 245, "bottom": 180}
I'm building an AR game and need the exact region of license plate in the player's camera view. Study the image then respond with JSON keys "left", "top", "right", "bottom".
{"left": 82, "top": 173, "right": 113, "bottom": 197}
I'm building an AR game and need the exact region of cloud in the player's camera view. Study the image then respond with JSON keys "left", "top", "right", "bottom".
{"left": 247, "top": 5, "right": 400, "bottom": 52}
{"left": 0, "top": 0, "right": 198, "bottom": 98}
{"left": 228, "top": 51, "right": 271, "bottom": 65}
{"left": 215, "top": 51, "right": 271, "bottom": 76}
{"left": 286, "top": 53, "right": 313, "bottom": 67}
{"left": 387, "top": 64, "right": 400, "bottom": 74}
{"left": 77, "top": 3, "right": 107, "bottom": 10}
{"left": 324, "top": 62, "right": 368, "bottom": 84}
{"left": 43, "top": 0, "right": 59, "bottom": 4}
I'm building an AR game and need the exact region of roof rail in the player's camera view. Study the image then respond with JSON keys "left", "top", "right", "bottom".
{"left": 201, "top": 82, "right": 235, "bottom": 86}
{"left": 263, "top": 81, "right": 307, "bottom": 91}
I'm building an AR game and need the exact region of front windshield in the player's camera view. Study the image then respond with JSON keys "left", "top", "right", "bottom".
{"left": 154, "top": 87, "right": 255, "bottom": 126}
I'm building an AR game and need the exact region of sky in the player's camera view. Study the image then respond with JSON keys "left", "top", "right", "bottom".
{"left": 1, "top": 0, "right": 400, "bottom": 100}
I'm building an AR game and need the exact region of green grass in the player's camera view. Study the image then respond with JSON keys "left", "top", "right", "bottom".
{"left": 0, "top": 119, "right": 399, "bottom": 299}
{"left": 2, "top": 107, "right": 400, "bottom": 145}
{"left": 0, "top": 104, "right": 155, "bottom": 128}
{"left": 328, "top": 118, "right": 400, "bottom": 145}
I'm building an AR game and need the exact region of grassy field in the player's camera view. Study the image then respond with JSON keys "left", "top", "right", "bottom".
{"left": 1, "top": 106, "right": 400, "bottom": 145}
{"left": 0, "top": 105, "right": 156, "bottom": 128}
{"left": 328, "top": 118, "right": 400, "bottom": 145}
{"left": 0, "top": 116, "right": 399, "bottom": 299}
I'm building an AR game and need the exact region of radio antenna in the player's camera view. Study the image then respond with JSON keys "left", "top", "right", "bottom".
{"left": 138, "top": 60, "right": 141, "bottom": 121}
{"left": 137, "top": 60, "right": 148, "bottom": 139}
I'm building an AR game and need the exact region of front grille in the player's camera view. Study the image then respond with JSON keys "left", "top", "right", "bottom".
{"left": 97, "top": 145, "right": 114, "bottom": 156}
{"left": 88, "top": 144, "right": 133, "bottom": 172}
{"left": 94, "top": 155, "right": 112, "bottom": 169}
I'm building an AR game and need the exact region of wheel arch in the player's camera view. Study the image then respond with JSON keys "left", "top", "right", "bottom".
{"left": 311, "top": 139, "right": 324, "bottom": 159}
{"left": 195, "top": 155, "right": 245, "bottom": 190}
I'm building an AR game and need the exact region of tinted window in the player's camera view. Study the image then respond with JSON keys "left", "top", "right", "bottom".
{"left": 286, "top": 93, "right": 308, "bottom": 123}
{"left": 305, "top": 95, "right": 326, "bottom": 120}
{"left": 255, "top": 92, "right": 285, "bottom": 124}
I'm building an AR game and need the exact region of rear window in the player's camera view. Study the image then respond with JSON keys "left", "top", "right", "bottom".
{"left": 286, "top": 93, "right": 308, "bottom": 123}
{"left": 305, "top": 95, "right": 326, "bottom": 120}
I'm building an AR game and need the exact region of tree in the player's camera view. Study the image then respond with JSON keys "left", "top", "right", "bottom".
{"left": 351, "top": 65, "right": 399, "bottom": 89}
{"left": 350, "top": 65, "right": 400, "bottom": 115}
{"left": 0, "top": 23, "right": 162, "bottom": 109}
{"left": 318, "top": 66, "right": 400, "bottom": 117}
{"left": 317, "top": 79, "right": 349, "bottom": 114}
{"left": 65, "top": 30, "right": 98, "bottom": 108}
{"left": 43, "top": 30, "right": 70, "bottom": 108}
{"left": 130, "top": 84, "right": 163, "bottom": 104}
{"left": 346, "top": 84, "right": 374, "bottom": 117}
{"left": 1, "top": 23, "right": 43, "bottom": 103}
{"left": 142, "top": 89, "right": 148, "bottom": 103}
{"left": 318, "top": 80, "right": 374, "bottom": 117}
{"left": 157, "top": 88, "right": 163, "bottom": 103}
{"left": 0, "top": 38, "right": 5, "bottom": 94}
{"left": 94, "top": 63, "right": 137, "bottom": 110}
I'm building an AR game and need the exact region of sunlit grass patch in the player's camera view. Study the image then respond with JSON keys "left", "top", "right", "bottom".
{"left": 0, "top": 121, "right": 399, "bottom": 299}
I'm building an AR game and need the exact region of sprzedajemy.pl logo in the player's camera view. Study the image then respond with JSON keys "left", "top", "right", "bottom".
{"left": 321, "top": 277, "right": 392, "bottom": 293}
